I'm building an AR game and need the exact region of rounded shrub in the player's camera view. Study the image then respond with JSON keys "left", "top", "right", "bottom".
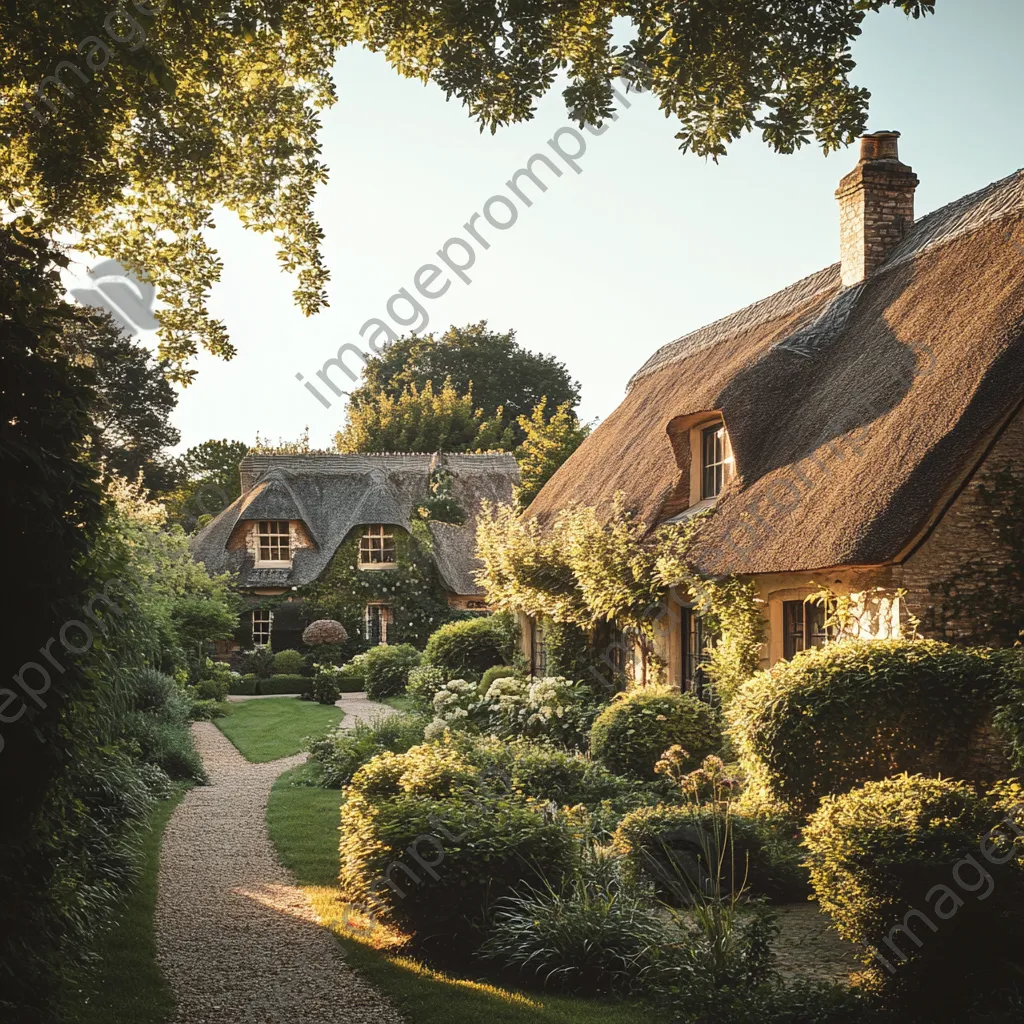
{"left": 590, "top": 688, "right": 721, "bottom": 779}
{"left": 803, "top": 774, "right": 1024, "bottom": 1013}
{"left": 423, "top": 614, "right": 514, "bottom": 676}
{"left": 339, "top": 743, "right": 576, "bottom": 956}
{"left": 728, "top": 639, "right": 1017, "bottom": 816}
{"left": 481, "top": 664, "right": 522, "bottom": 689}
{"left": 272, "top": 648, "right": 306, "bottom": 675}
{"left": 612, "top": 804, "right": 808, "bottom": 903}
{"left": 406, "top": 665, "right": 449, "bottom": 709}
{"left": 362, "top": 643, "right": 421, "bottom": 700}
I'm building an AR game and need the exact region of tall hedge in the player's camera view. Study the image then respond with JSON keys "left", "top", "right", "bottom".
{"left": 728, "top": 640, "right": 1020, "bottom": 816}
{"left": 803, "top": 775, "right": 1024, "bottom": 1014}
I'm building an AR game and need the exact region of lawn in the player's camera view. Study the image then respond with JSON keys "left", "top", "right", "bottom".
{"left": 58, "top": 783, "right": 191, "bottom": 1024}
{"left": 216, "top": 697, "right": 343, "bottom": 762}
{"left": 267, "top": 765, "right": 659, "bottom": 1024}
{"left": 380, "top": 695, "right": 418, "bottom": 713}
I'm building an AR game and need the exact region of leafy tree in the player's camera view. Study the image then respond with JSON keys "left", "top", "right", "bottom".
{"left": 1, "top": 3, "right": 933, "bottom": 378}
{"left": 515, "top": 398, "right": 591, "bottom": 507}
{"left": 63, "top": 314, "right": 180, "bottom": 491}
{"left": 161, "top": 439, "right": 249, "bottom": 530}
{"left": 336, "top": 379, "right": 514, "bottom": 454}
{"left": 351, "top": 323, "right": 580, "bottom": 438}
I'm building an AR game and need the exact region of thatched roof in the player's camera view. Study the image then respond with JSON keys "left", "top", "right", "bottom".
{"left": 191, "top": 452, "right": 519, "bottom": 594}
{"left": 527, "top": 169, "right": 1024, "bottom": 575}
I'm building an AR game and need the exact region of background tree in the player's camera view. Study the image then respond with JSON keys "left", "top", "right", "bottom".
{"left": 350, "top": 323, "right": 580, "bottom": 440}
{"left": 515, "top": 398, "right": 592, "bottom": 507}
{"left": 336, "top": 379, "right": 514, "bottom": 454}
{"left": 162, "top": 439, "right": 250, "bottom": 531}
{"left": 1, "top": 2, "right": 933, "bottom": 379}
{"left": 64, "top": 314, "right": 180, "bottom": 491}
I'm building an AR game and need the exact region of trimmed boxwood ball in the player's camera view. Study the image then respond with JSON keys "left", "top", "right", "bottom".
{"left": 272, "top": 648, "right": 306, "bottom": 675}
{"left": 361, "top": 643, "right": 421, "bottom": 700}
{"left": 728, "top": 639, "right": 1018, "bottom": 816}
{"left": 589, "top": 688, "right": 722, "bottom": 779}
{"left": 423, "top": 614, "right": 514, "bottom": 676}
{"left": 338, "top": 743, "right": 575, "bottom": 956}
{"left": 612, "top": 804, "right": 808, "bottom": 903}
{"left": 803, "top": 774, "right": 1024, "bottom": 1013}
{"left": 302, "top": 618, "right": 348, "bottom": 645}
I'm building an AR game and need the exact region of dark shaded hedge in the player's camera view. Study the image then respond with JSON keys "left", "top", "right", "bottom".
{"left": 804, "top": 774, "right": 1024, "bottom": 1016}
{"left": 729, "top": 640, "right": 1021, "bottom": 816}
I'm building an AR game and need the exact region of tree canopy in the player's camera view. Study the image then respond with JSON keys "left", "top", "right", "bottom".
{"left": 515, "top": 398, "right": 591, "bottom": 507}
{"left": 1, "top": 1, "right": 934, "bottom": 380}
{"left": 63, "top": 315, "right": 181, "bottom": 491}
{"left": 348, "top": 322, "right": 580, "bottom": 439}
{"left": 161, "top": 438, "right": 250, "bottom": 530}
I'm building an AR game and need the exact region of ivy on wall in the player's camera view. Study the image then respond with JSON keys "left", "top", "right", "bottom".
{"left": 300, "top": 521, "right": 455, "bottom": 659}
{"left": 477, "top": 494, "right": 764, "bottom": 699}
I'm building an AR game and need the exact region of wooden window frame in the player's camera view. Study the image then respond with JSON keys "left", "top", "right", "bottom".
{"left": 701, "top": 424, "right": 726, "bottom": 500}
{"left": 364, "top": 603, "right": 392, "bottom": 645}
{"left": 359, "top": 524, "right": 397, "bottom": 569}
{"left": 252, "top": 608, "right": 273, "bottom": 647}
{"left": 255, "top": 520, "right": 291, "bottom": 567}
{"left": 681, "top": 606, "right": 717, "bottom": 696}
{"left": 530, "top": 618, "right": 548, "bottom": 677}
{"left": 782, "top": 600, "right": 832, "bottom": 660}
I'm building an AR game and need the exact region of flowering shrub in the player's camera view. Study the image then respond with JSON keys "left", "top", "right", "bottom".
{"left": 423, "top": 675, "right": 596, "bottom": 747}
{"left": 406, "top": 665, "right": 448, "bottom": 709}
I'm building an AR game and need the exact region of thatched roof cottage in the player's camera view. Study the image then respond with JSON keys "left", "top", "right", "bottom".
{"left": 526, "top": 133, "right": 1024, "bottom": 687}
{"left": 192, "top": 452, "right": 518, "bottom": 652}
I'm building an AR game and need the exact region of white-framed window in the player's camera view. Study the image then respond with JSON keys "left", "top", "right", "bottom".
{"left": 364, "top": 603, "right": 392, "bottom": 644}
{"left": 252, "top": 609, "right": 273, "bottom": 646}
{"left": 359, "top": 524, "right": 396, "bottom": 567}
{"left": 255, "top": 520, "right": 291, "bottom": 566}
{"left": 701, "top": 423, "right": 727, "bottom": 500}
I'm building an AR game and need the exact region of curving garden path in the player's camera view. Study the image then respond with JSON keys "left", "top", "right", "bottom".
{"left": 155, "top": 722, "right": 403, "bottom": 1024}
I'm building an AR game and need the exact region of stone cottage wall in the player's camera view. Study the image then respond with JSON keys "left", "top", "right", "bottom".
{"left": 901, "top": 405, "right": 1024, "bottom": 643}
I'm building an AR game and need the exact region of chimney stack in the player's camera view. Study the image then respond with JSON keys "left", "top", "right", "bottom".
{"left": 836, "top": 131, "right": 918, "bottom": 288}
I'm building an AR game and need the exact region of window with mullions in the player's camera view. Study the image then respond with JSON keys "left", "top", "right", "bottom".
{"left": 681, "top": 606, "right": 717, "bottom": 696}
{"left": 252, "top": 609, "right": 273, "bottom": 646}
{"left": 783, "top": 600, "right": 832, "bottom": 660}
{"left": 359, "top": 525, "right": 397, "bottom": 566}
{"left": 531, "top": 618, "right": 548, "bottom": 677}
{"left": 701, "top": 424, "right": 726, "bottom": 500}
{"left": 256, "top": 521, "right": 291, "bottom": 565}
{"left": 364, "top": 604, "right": 392, "bottom": 644}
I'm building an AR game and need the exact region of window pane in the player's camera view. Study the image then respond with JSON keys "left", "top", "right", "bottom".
{"left": 701, "top": 425, "right": 725, "bottom": 500}
{"left": 806, "top": 603, "right": 831, "bottom": 649}
{"left": 783, "top": 601, "right": 805, "bottom": 660}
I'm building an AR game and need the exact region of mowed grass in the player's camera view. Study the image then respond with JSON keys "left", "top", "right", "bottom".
{"left": 267, "top": 766, "right": 659, "bottom": 1024}
{"left": 58, "top": 783, "right": 191, "bottom": 1024}
{"left": 216, "top": 697, "right": 343, "bottom": 762}
{"left": 380, "top": 695, "right": 418, "bottom": 713}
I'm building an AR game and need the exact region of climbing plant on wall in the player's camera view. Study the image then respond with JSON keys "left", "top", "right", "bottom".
{"left": 301, "top": 522, "right": 454, "bottom": 659}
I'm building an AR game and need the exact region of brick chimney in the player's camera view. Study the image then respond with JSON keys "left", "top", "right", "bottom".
{"left": 835, "top": 131, "right": 919, "bottom": 288}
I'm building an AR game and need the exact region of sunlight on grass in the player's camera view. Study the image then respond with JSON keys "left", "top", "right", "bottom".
{"left": 216, "top": 697, "right": 342, "bottom": 762}
{"left": 267, "top": 764, "right": 658, "bottom": 1024}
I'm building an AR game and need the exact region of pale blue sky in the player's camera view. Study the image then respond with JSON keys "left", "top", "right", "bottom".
{"left": 151, "top": 0, "right": 1022, "bottom": 451}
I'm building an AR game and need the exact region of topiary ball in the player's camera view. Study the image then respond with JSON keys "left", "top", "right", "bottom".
{"left": 303, "top": 619, "right": 348, "bottom": 645}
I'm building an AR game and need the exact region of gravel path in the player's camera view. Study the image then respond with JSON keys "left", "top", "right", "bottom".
{"left": 156, "top": 722, "right": 403, "bottom": 1024}
{"left": 334, "top": 691, "right": 399, "bottom": 729}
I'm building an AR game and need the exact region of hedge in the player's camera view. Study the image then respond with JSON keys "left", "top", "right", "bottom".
{"left": 338, "top": 743, "right": 575, "bottom": 957}
{"left": 589, "top": 688, "right": 722, "bottom": 779}
{"left": 728, "top": 640, "right": 1020, "bottom": 816}
{"left": 362, "top": 643, "right": 421, "bottom": 700}
{"left": 228, "top": 674, "right": 312, "bottom": 696}
{"left": 423, "top": 614, "right": 515, "bottom": 677}
{"left": 803, "top": 774, "right": 1024, "bottom": 1013}
{"left": 612, "top": 804, "right": 808, "bottom": 903}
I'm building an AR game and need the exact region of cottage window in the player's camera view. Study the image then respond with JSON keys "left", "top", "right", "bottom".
{"left": 782, "top": 600, "right": 832, "bottom": 660}
{"left": 701, "top": 424, "right": 727, "bottom": 500}
{"left": 252, "top": 609, "right": 273, "bottom": 647}
{"left": 531, "top": 618, "right": 548, "bottom": 677}
{"left": 359, "top": 525, "right": 397, "bottom": 567}
{"left": 365, "top": 603, "right": 392, "bottom": 644}
{"left": 681, "top": 607, "right": 716, "bottom": 696}
{"left": 255, "top": 520, "right": 291, "bottom": 566}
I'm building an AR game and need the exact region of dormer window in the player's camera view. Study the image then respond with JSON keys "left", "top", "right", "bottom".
{"left": 701, "top": 423, "right": 727, "bottom": 500}
{"left": 255, "top": 521, "right": 291, "bottom": 567}
{"left": 359, "top": 525, "right": 396, "bottom": 568}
